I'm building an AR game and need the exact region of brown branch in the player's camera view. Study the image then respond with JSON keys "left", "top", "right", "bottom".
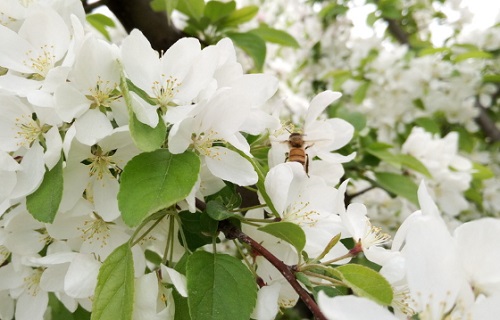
{"left": 82, "top": 0, "right": 107, "bottom": 13}
{"left": 385, "top": 18, "right": 410, "bottom": 45}
{"left": 105, "top": 0, "right": 185, "bottom": 52}
{"left": 475, "top": 98, "right": 500, "bottom": 143}
{"left": 218, "top": 220, "right": 327, "bottom": 320}
{"left": 345, "top": 186, "right": 376, "bottom": 205}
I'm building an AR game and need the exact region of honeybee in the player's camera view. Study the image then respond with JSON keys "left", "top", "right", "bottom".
{"left": 285, "top": 132, "right": 312, "bottom": 175}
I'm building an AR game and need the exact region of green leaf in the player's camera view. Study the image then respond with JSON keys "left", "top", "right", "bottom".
{"left": 249, "top": 26, "right": 299, "bottom": 48}
{"left": 49, "top": 293, "right": 91, "bottom": 320}
{"left": 206, "top": 200, "right": 242, "bottom": 221}
{"left": 226, "top": 32, "right": 266, "bottom": 71}
{"left": 26, "top": 157, "right": 63, "bottom": 223}
{"left": 397, "top": 154, "right": 432, "bottom": 178}
{"left": 332, "top": 264, "right": 393, "bottom": 306}
{"left": 187, "top": 251, "right": 257, "bottom": 320}
{"left": 205, "top": 1, "right": 236, "bottom": 23}
{"left": 91, "top": 243, "right": 134, "bottom": 320}
{"left": 118, "top": 150, "right": 200, "bottom": 226}
{"left": 177, "top": 0, "right": 205, "bottom": 21}
{"left": 173, "top": 289, "right": 192, "bottom": 320}
{"left": 472, "top": 163, "right": 494, "bottom": 180}
{"left": 258, "top": 222, "right": 306, "bottom": 253}
{"left": 453, "top": 50, "right": 493, "bottom": 62}
{"left": 120, "top": 73, "right": 166, "bottom": 152}
{"left": 414, "top": 117, "right": 440, "bottom": 134}
{"left": 335, "top": 109, "right": 366, "bottom": 132}
{"left": 86, "top": 13, "right": 115, "bottom": 41}
{"left": 178, "top": 211, "right": 213, "bottom": 251}
{"left": 352, "top": 81, "right": 370, "bottom": 104}
{"left": 374, "top": 172, "right": 419, "bottom": 204}
{"left": 483, "top": 74, "right": 500, "bottom": 83}
{"left": 418, "top": 47, "right": 451, "bottom": 57}
{"left": 224, "top": 5, "right": 258, "bottom": 26}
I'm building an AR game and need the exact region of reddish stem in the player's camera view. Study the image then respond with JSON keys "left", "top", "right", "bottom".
{"left": 219, "top": 220, "right": 327, "bottom": 320}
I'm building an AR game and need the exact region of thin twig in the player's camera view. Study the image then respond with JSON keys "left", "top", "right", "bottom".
{"left": 82, "top": 0, "right": 107, "bottom": 13}
{"left": 474, "top": 97, "right": 500, "bottom": 143}
{"left": 219, "top": 220, "right": 327, "bottom": 320}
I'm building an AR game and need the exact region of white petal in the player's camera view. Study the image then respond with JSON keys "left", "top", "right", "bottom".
{"left": 121, "top": 29, "right": 160, "bottom": 91}
{"left": 54, "top": 82, "right": 90, "bottom": 122}
{"left": 317, "top": 293, "right": 398, "bottom": 320}
{"left": 304, "top": 91, "right": 342, "bottom": 127}
{"left": 130, "top": 91, "right": 159, "bottom": 128}
{"left": 454, "top": 218, "right": 500, "bottom": 295}
{"left": 58, "top": 162, "right": 89, "bottom": 212}
{"left": 417, "top": 181, "right": 440, "bottom": 218}
{"left": 161, "top": 37, "right": 201, "bottom": 80}
{"left": 74, "top": 109, "right": 113, "bottom": 146}
{"left": 0, "top": 94, "right": 33, "bottom": 152}
{"left": 133, "top": 272, "right": 160, "bottom": 320}
{"left": 16, "top": 291, "right": 49, "bottom": 320}
{"left": 403, "top": 217, "right": 462, "bottom": 318}
{"left": 168, "top": 117, "right": 194, "bottom": 154}
{"left": 0, "top": 290, "right": 14, "bottom": 320}
{"left": 160, "top": 265, "right": 188, "bottom": 297}
{"left": 471, "top": 295, "right": 500, "bottom": 320}
{"left": 204, "top": 147, "right": 257, "bottom": 186}
{"left": 175, "top": 44, "right": 218, "bottom": 103}
{"left": 0, "top": 25, "right": 33, "bottom": 73}
{"left": 40, "top": 264, "right": 69, "bottom": 292}
{"left": 316, "top": 151, "right": 356, "bottom": 164}
{"left": 64, "top": 254, "right": 100, "bottom": 298}
{"left": 251, "top": 283, "right": 281, "bottom": 320}
{"left": 43, "top": 126, "right": 62, "bottom": 170}
{"left": 11, "top": 143, "right": 45, "bottom": 199}
{"left": 265, "top": 162, "right": 305, "bottom": 215}
{"left": 93, "top": 176, "right": 121, "bottom": 222}
{"left": 323, "top": 118, "right": 355, "bottom": 150}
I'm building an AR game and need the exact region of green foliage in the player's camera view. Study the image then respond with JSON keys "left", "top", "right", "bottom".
{"left": 118, "top": 149, "right": 200, "bottom": 226}
{"left": 223, "top": 5, "right": 259, "bottom": 27}
{"left": 26, "top": 157, "right": 63, "bottom": 223}
{"left": 249, "top": 26, "right": 300, "bottom": 48}
{"left": 206, "top": 200, "right": 243, "bottom": 221}
{"left": 366, "top": 146, "right": 432, "bottom": 178}
{"left": 91, "top": 243, "right": 134, "bottom": 320}
{"left": 204, "top": 1, "right": 236, "bottom": 23}
{"left": 186, "top": 251, "right": 257, "bottom": 320}
{"left": 120, "top": 73, "right": 167, "bottom": 152}
{"left": 177, "top": 0, "right": 206, "bottom": 21}
{"left": 227, "top": 32, "right": 266, "bottom": 71}
{"left": 332, "top": 264, "right": 393, "bottom": 306}
{"left": 374, "top": 172, "right": 419, "bottom": 205}
{"left": 258, "top": 222, "right": 306, "bottom": 254}
{"left": 86, "top": 13, "right": 115, "bottom": 41}
{"left": 49, "top": 293, "right": 91, "bottom": 320}
{"left": 178, "top": 211, "right": 215, "bottom": 250}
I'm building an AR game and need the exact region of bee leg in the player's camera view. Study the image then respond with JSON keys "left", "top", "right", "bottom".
{"left": 285, "top": 152, "right": 289, "bottom": 162}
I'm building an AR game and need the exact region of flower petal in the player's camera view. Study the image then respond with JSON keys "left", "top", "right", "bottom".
{"left": 204, "top": 147, "right": 257, "bottom": 186}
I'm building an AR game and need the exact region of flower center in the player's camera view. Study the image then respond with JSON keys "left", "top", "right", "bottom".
{"left": 87, "top": 147, "right": 120, "bottom": 180}
{"left": 0, "top": 245, "right": 10, "bottom": 265}
{"left": 192, "top": 130, "right": 223, "bottom": 158}
{"left": 23, "top": 268, "right": 44, "bottom": 296}
{"left": 23, "top": 45, "right": 56, "bottom": 78}
{"left": 87, "top": 76, "right": 119, "bottom": 108}
{"left": 362, "top": 223, "right": 391, "bottom": 248}
{"left": 152, "top": 74, "right": 182, "bottom": 107}
{"left": 78, "top": 213, "right": 111, "bottom": 248}
{"left": 14, "top": 113, "right": 42, "bottom": 147}
{"left": 284, "top": 198, "right": 319, "bottom": 227}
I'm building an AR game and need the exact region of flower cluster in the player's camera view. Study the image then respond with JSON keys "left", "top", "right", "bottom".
{"left": 1, "top": 1, "right": 499, "bottom": 320}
